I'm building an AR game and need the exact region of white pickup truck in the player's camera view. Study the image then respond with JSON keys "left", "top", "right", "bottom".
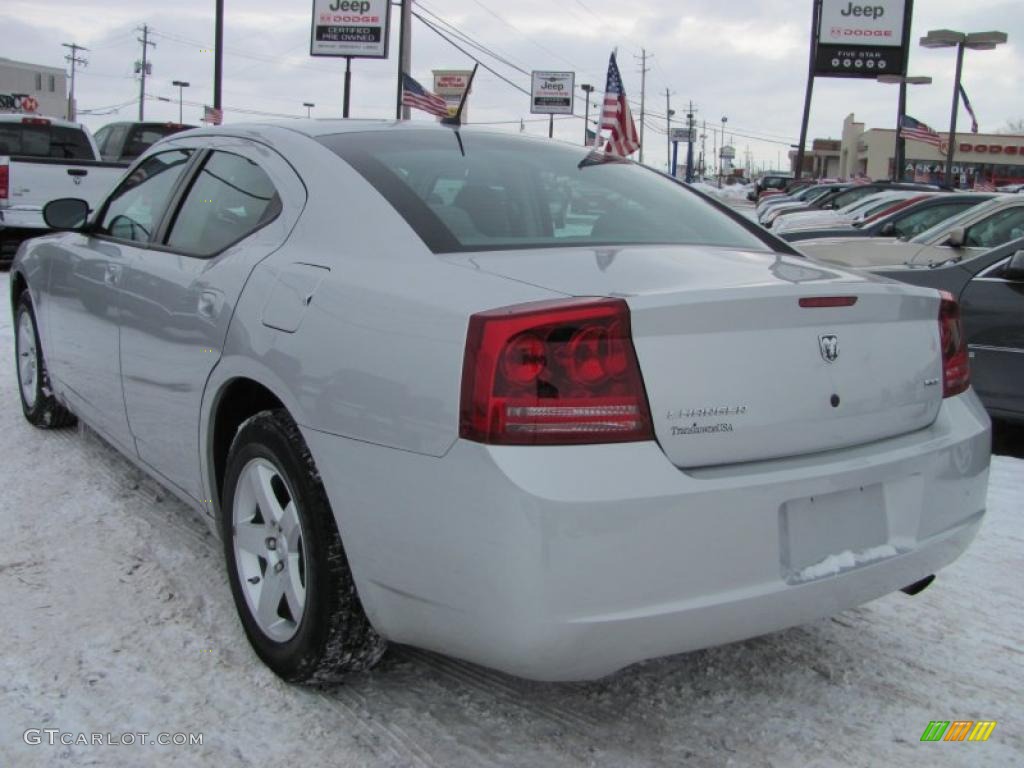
{"left": 0, "top": 114, "right": 127, "bottom": 261}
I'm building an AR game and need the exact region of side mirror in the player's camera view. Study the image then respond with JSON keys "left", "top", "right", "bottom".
{"left": 43, "top": 198, "right": 90, "bottom": 231}
{"left": 880, "top": 221, "right": 896, "bottom": 236}
{"left": 1004, "top": 250, "right": 1024, "bottom": 281}
{"left": 946, "top": 226, "right": 965, "bottom": 248}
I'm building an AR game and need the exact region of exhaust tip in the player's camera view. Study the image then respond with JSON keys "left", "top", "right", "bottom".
{"left": 901, "top": 574, "right": 936, "bottom": 596}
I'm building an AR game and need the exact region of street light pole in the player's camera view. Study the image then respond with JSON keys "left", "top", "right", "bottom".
{"left": 945, "top": 42, "right": 966, "bottom": 184}
{"left": 920, "top": 29, "right": 1008, "bottom": 185}
{"left": 172, "top": 80, "right": 190, "bottom": 124}
{"left": 580, "top": 83, "right": 594, "bottom": 146}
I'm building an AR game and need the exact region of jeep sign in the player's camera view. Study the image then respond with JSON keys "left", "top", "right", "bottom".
{"left": 814, "top": 0, "right": 911, "bottom": 78}
{"left": 530, "top": 71, "right": 575, "bottom": 115}
{"left": 310, "top": 0, "right": 390, "bottom": 58}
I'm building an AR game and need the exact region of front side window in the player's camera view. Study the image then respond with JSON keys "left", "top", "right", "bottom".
{"left": 965, "top": 207, "right": 1024, "bottom": 249}
{"left": 99, "top": 150, "right": 193, "bottom": 243}
{"left": 165, "top": 151, "right": 280, "bottom": 256}
{"left": 321, "top": 130, "right": 771, "bottom": 254}
{"left": 893, "top": 203, "right": 971, "bottom": 239}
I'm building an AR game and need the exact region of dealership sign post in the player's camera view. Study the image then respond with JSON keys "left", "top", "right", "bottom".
{"left": 531, "top": 71, "right": 574, "bottom": 138}
{"left": 794, "top": 0, "right": 913, "bottom": 179}
{"left": 310, "top": 0, "right": 391, "bottom": 117}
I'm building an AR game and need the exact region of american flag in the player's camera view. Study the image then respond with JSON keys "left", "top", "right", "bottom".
{"left": 899, "top": 115, "right": 941, "bottom": 148}
{"left": 401, "top": 73, "right": 449, "bottom": 119}
{"left": 202, "top": 105, "right": 223, "bottom": 126}
{"left": 598, "top": 53, "right": 640, "bottom": 157}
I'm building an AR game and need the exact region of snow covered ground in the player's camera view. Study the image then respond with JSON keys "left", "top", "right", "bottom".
{"left": 1, "top": 271, "right": 1022, "bottom": 768}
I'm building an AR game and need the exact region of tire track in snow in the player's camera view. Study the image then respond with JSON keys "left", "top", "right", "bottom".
{"left": 394, "top": 646, "right": 603, "bottom": 732}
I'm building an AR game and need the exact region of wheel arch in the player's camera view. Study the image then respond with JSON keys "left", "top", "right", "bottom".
{"left": 206, "top": 375, "right": 289, "bottom": 510}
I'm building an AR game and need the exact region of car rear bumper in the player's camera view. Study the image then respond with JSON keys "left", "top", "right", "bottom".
{"left": 302, "top": 391, "right": 991, "bottom": 681}
{"left": 0, "top": 205, "right": 46, "bottom": 231}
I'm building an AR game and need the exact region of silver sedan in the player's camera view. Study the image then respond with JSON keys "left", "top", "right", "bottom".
{"left": 11, "top": 122, "right": 990, "bottom": 682}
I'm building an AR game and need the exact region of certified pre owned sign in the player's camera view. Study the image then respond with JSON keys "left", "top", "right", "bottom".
{"left": 814, "top": 0, "right": 910, "bottom": 78}
{"left": 310, "top": 0, "right": 390, "bottom": 58}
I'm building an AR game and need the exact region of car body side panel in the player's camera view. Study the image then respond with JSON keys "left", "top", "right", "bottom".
{"left": 118, "top": 136, "right": 307, "bottom": 501}
{"left": 960, "top": 270, "right": 1024, "bottom": 422}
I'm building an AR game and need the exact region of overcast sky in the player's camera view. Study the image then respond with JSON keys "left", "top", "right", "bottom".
{"left": 2, "top": 0, "right": 1022, "bottom": 172}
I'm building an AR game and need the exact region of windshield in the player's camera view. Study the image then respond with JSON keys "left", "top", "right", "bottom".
{"left": 322, "top": 130, "right": 772, "bottom": 254}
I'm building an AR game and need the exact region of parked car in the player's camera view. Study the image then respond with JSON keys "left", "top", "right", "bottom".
{"left": 781, "top": 193, "right": 994, "bottom": 243}
{"left": 0, "top": 114, "right": 126, "bottom": 261}
{"left": 755, "top": 182, "right": 848, "bottom": 218}
{"left": 749, "top": 173, "right": 794, "bottom": 201}
{"left": 760, "top": 182, "right": 942, "bottom": 228}
{"left": 772, "top": 190, "right": 931, "bottom": 235}
{"left": 12, "top": 122, "right": 990, "bottom": 683}
{"left": 799, "top": 194, "right": 1024, "bottom": 268}
{"left": 92, "top": 121, "right": 195, "bottom": 163}
{"left": 871, "top": 237, "right": 1024, "bottom": 424}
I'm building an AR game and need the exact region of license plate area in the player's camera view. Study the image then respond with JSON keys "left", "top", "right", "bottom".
{"left": 780, "top": 485, "right": 889, "bottom": 583}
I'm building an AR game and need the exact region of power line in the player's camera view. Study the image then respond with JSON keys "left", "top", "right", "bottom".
{"left": 413, "top": 13, "right": 532, "bottom": 97}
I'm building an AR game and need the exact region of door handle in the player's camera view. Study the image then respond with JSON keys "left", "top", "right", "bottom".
{"left": 104, "top": 263, "right": 122, "bottom": 286}
{"left": 67, "top": 168, "right": 88, "bottom": 177}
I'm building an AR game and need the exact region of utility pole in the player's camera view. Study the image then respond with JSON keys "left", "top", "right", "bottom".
{"left": 700, "top": 121, "right": 707, "bottom": 178}
{"left": 136, "top": 25, "right": 156, "bottom": 121}
{"left": 685, "top": 101, "right": 696, "bottom": 183}
{"left": 634, "top": 49, "right": 651, "bottom": 163}
{"left": 214, "top": 0, "right": 224, "bottom": 115}
{"left": 664, "top": 88, "right": 672, "bottom": 172}
{"left": 62, "top": 43, "right": 88, "bottom": 121}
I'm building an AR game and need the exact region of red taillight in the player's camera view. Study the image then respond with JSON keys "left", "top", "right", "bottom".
{"left": 460, "top": 298, "right": 654, "bottom": 445}
{"left": 0, "top": 164, "right": 8, "bottom": 201}
{"left": 938, "top": 290, "right": 970, "bottom": 398}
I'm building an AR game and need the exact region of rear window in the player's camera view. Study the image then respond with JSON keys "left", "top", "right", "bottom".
{"left": 0, "top": 122, "right": 94, "bottom": 160}
{"left": 319, "top": 130, "right": 771, "bottom": 254}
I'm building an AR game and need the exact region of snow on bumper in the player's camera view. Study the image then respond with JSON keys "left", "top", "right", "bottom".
{"left": 302, "top": 392, "right": 991, "bottom": 681}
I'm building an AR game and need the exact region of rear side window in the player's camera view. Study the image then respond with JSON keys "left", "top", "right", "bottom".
{"left": 0, "top": 123, "right": 93, "bottom": 159}
{"left": 321, "top": 130, "right": 771, "bottom": 254}
{"left": 165, "top": 151, "right": 280, "bottom": 256}
{"left": 99, "top": 150, "right": 193, "bottom": 243}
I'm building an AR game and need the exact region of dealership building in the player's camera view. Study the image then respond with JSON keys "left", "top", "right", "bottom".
{"left": 797, "top": 113, "right": 1024, "bottom": 187}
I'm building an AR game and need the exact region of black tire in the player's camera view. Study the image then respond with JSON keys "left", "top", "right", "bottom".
{"left": 14, "top": 290, "right": 77, "bottom": 429}
{"left": 221, "top": 408, "right": 386, "bottom": 683}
